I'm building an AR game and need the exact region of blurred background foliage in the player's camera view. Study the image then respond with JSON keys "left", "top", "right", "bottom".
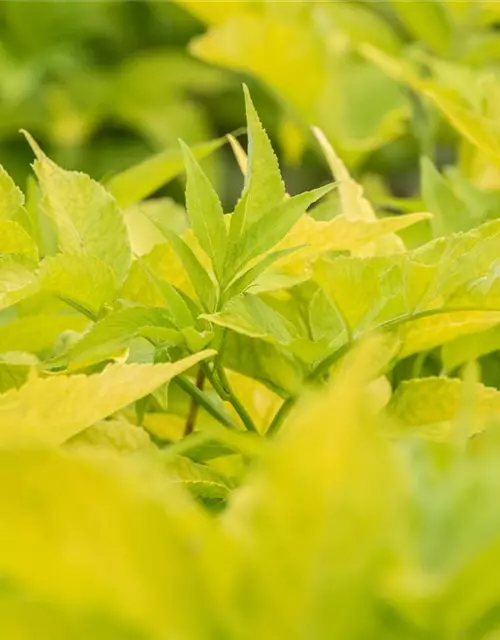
{"left": 3, "top": 0, "right": 500, "bottom": 214}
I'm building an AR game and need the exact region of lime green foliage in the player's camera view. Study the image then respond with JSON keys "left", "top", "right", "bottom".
{"left": 3, "top": 341, "right": 500, "bottom": 636}
{"left": 4, "top": 78, "right": 500, "bottom": 636}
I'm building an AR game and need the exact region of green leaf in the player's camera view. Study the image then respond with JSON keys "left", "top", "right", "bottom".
{"left": 162, "top": 454, "right": 235, "bottom": 505}
{"left": 421, "top": 157, "right": 472, "bottom": 236}
{"left": 123, "top": 198, "right": 187, "bottom": 257}
{"left": 65, "top": 307, "right": 180, "bottom": 369}
{"left": 106, "top": 136, "right": 227, "bottom": 209}
{"left": 0, "top": 449, "right": 217, "bottom": 637}
{"left": 229, "top": 184, "right": 334, "bottom": 275}
{"left": 180, "top": 139, "right": 227, "bottom": 276}
{"left": 223, "top": 338, "right": 401, "bottom": 637}
{"left": 309, "top": 287, "right": 349, "bottom": 346}
{"left": 397, "top": 310, "right": 500, "bottom": 360}
{"left": 164, "top": 230, "right": 217, "bottom": 312}
{"left": 0, "top": 314, "right": 88, "bottom": 355}
{"left": 39, "top": 253, "right": 117, "bottom": 320}
{"left": 313, "top": 127, "right": 406, "bottom": 254}
{"left": 223, "top": 247, "right": 299, "bottom": 303}
{"left": 0, "top": 255, "right": 38, "bottom": 311}
{"left": 0, "top": 165, "right": 26, "bottom": 221}
{"left": 313, "top": 127, "right": 376, "bottom": 222}
{"left": 66, "top": 419, "right": 154, "bottom": 453}
{"left": 0, "top": 357, "right": 34, "bottom": 393}
{"left": 387, "top": 377, "right": 500, "bottom": 438}
{"left": 135, "top": 256, "right": 195, "bottom": 328}
{"left": 228, "top": 85, "right": 286, "bottom": 244}
{"left": 314, "top": 255, "right": 408, "bottom": 336}
{"left": 23, "top": 131, "right": 132, "bottom": 284}
{"left": 0, "top": 350, "right": 214, "bottom": 446}
{"left": 274, "top": 211, "right": 431, "bottom": 278}
{"left": 222, "top": 332, "right": 305, "bottom": 396}
{"left": 442, "top": 325, "right": 500, "bottom": 372}
{"left": 204, "top": 295, "right": 298, "bottom": 345}
{"left": 0, "top": 220, "right": 38, "bottom": 260}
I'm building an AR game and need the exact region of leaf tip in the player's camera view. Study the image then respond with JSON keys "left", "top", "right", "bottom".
{"left": 20, "top": 130, "right": 45, "bottom": 161}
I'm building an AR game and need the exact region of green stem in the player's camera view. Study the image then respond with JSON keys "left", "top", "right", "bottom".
{"left": 210, "top": 363, "right": 258, "bottom": 433}
{"left": 174, "top": 374, "right": 238, "bottom": 430}
{"left": 184, "top": 367, "right": 205, "bottom": 436}
{"left": 266, "top": 396, "right": 295, "bottom": 437}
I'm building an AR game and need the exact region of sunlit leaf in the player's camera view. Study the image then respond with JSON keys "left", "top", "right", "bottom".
{"left": 0, "top": 350, "right": 214, "bottom": 446}
{"left": 388, "top": 377, "right": 500, "bottom": 438}
{"left": 23, "top": 131, "right": 132, "bottom": 284}
{"left": 39, "top": 253, "right": 116, "bottom": 320}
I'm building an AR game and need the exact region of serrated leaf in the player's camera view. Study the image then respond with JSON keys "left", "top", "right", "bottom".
{"left": 0, "top": 220, "right": 38, "bottom": 260}
{"left": 39, "top": 253, "right": 116, "bottom": 320}
{"left": 314, "top": 256, "right": 403, "bottom": 336}
{"left": 313, "top": 127, "right": 406, "bottom": 254}
{"left": 180, "top": 139, "right": 227, "bottom": 276}
{"left": 397, "top": 310, "right": 500, "bottom": 360}
{"left": 387, "top": 377, "right": 500, "bottom": 438}
{"left": 164, "top": 230, "right": 217, "bottom": 312}
{"left": 223, "top": 247, "right": 299, "bottom": 303}
{"left": 204, "top": 295, "right": 298, "bottom": 345}
{"left": 0, "top": 350, "right": 214, "bottom": 446}
{"left": 274, "top": 211, "right": 431, "bottom": 277}
{"left": 228, "top": 85, "right": 286, "bottom": 244}
{"left": 313, "top": 128, "right": 375, "bottom": 222}
{"left": 0, "top": 165, "right": 25, "bottom": 221}
{"left": 65, "top": 307, "right": 180, "bottom": 369}
{"left": 229, "top": 184, "right": 334, "bottom": 275}
{"left": 23, "top": 132, "right": 132, "bottom": 284}
{"left": 106, "top": 136, "right": 226, "bottom": 209}
{"left": 0, "top": 255, "right": 38, "bottom": 311}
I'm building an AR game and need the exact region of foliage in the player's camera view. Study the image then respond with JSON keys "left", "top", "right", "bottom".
{"left": 4, "top": 3, "right": 500, "bottom": 633}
